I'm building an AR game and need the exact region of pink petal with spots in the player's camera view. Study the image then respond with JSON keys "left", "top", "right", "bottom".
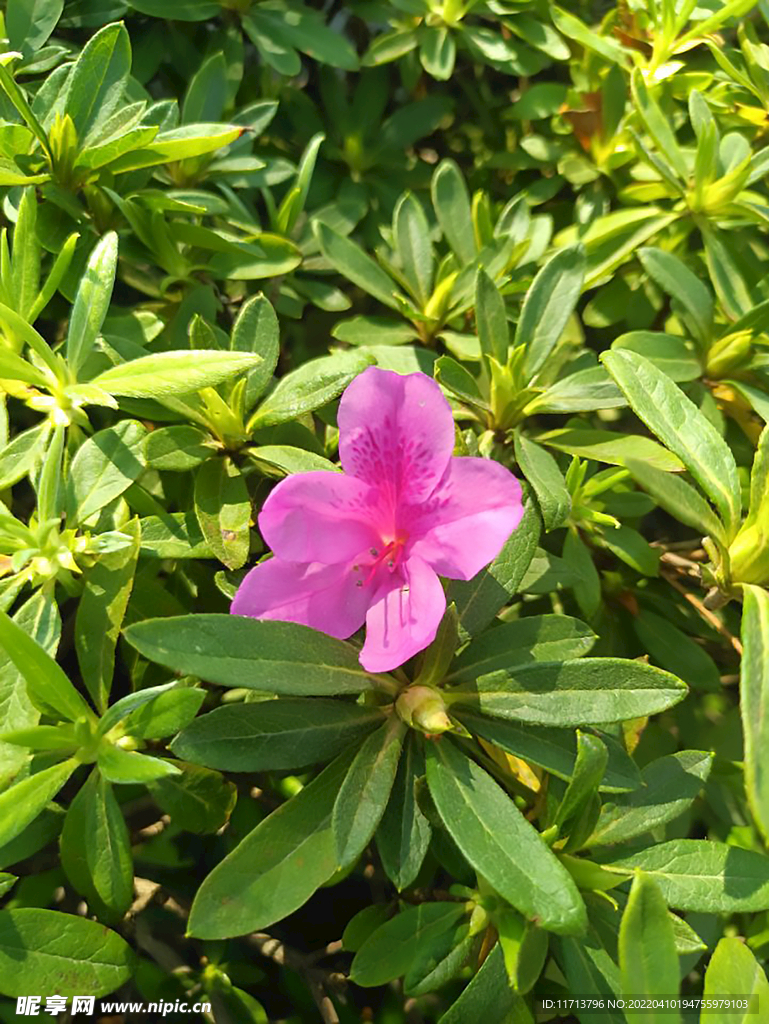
{"left": 338, "top": 366, "right": 455, "bottom": 506}
{"left": 258, "top": 471, "right": 383, "bottom": 564}
{"left": 407, "top": 457, "right": 523, "bottom": 580}
{"left": 360, "top": 555, "right": 446, "bottom": 673}
{"left": 231, "top": 557, "right": 370, "bottom": 639}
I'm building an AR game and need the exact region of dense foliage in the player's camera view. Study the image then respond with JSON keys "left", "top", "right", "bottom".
{"left": 3, "top": 0, "right": 769, "bottom": 1021}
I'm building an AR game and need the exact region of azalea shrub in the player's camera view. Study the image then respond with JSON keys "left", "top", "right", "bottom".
{"left": 4, "top": 1, "right": 769, "bottom": 1022}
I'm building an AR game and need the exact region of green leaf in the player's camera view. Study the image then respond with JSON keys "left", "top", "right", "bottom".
{"left": 612, "top": 332, "right": 701, "bottom": 383}
{"left": 350, "top": 902, "right": 467, "bottom": 987}
{"left": 447, "top": 498, "right": 541, "bottom": 636}
{"left": 394, "top": 193, "right": 433, "bottom": 306}
{"left": 97, "top": 745, "right": 180, "bottom": 785}
{"left": 188, "top": 751, "right": 353, "bottom": 939}
{"left": 255, "top": 4, "right": 359, "bottom": 71}
{"left": 434, "top": 356, "right": 488, "bottom": 410}
{"left": 376, "top": 733, "right": 432, "bottom": 890}
{"left": 6, "top": 0, "right": 64, "bottom": 54}
{"left": 0, "top": 758, "right": 76, "bottom": 848}
{"left": 601, "top": 840, "right": 769, "bottom": 913}
{"left": 475, "top": 269, "right": 508, "bottom": 365}
{"left": 314, "top": 222, "right": 405, "bottom": 310}
{"left": 171, "top": 698, "right": 385, "bottom": 772}
{"left": 182, "top": 51, "right": 227, "bottom": 124}
{"left": 454, "top": 710, "right": 640, "bottom": 793}
{"left": 517, "top": 244, "right": 585, "bottom": 378}
{"left": 602, "top": 350, "right": 740, "bottom": 536}
{"left": 637, "top": 248, "right": 713, "bottom": 347}
{"left": 332, "top": 316, "right": 419, "bottom": 347}
{"left": 333, "top": 717, "right": 405, "bottom": 868}
{"left": 10, "top": 187, "right": 39, "bottom": 320}
{"left": 250, "top": 350, "right": 372, "bottom": 429}
{"left": 108, "top": 124, "right": 242, "bottom": 171}
{"left": 514, "top": 433, "right": 571, "bottom": 532}
{"left": 0, "top": 609, "right": 92, "bottom": 723}
{"left": 193, "top": 458, "right": 251, "bottom": 570}
{"left": 634, "top": 612, "right": 721, "bottom": 692}
{"left": 625, "top": 458, "right": 727, "bottom": 545}
{"left": 740, "top": 585, "right": 769, "bottom": 845}
{"left": 553, "top": 932, "right": 624, "bottom": 1024}
{"left": 440, "top": 945, "right": 532, "bottom": 1024}
{"left": 127, "top": 687, "right": 205, "bottom": 741}
{"left": 91, "top": 351, "right": 261, "bottom": 398}
{"left": 631, "top": 70, "right": 688, "bottom": 182}
{"left": 127, "top": 0, "right": 219, "bottom": 18}
{"left": 551, "top": 7, "right": 631, "bottom": 66}
{"left": 138, "top": 511, "right": 212, "bottom": 558}
{"left": 66, "top": 232, "right": 118, "bottom": 379}
{"left": 232, "top": 293, "right": 279, "bottom": 406}
{"left": 537, "top": 428, "right": 684, "bottom": 472}
{"left": 59, "top": 770, "right": 133, "bottom": 923}
{"left": 124, "top": 614, "right": 382, "bottom": 696}
{"left": 0, "top": 591, "right": 60, "bottom": 789}
{"left": 61, "top": 22, "right": 131, "bottom": 140}
{"left": 0, "top": 345, "right": 49, "bottom": 386}
{"left": 431, "top": 159, "right": 475, "bottom": 265}
{"left": 145, "top": 425, "right": 213, "bottom": 472}
{"left": 451, "top": 658, "right": 686, "bottom": 726}
{"left": 420, "top": 25, "right": 456, "bottom": 80}
{"left": 588, "top": 751, "right": 713, "bottom": 847}
{"left": 96, "top": 682, "right": 180, "bottom": 739}
{"left": 147, "top": 760, "right": 237, "bottom": 834}
{"left": 554, "top": 731, "right": 607, "bottom": 833}
{"left": 703, "top": 936, "right": 769, "bottom": 1022}
{"left": 67, "top": 420, "right": 146, "bottom": 525}
{"left": 247, "top": 445, "right": 339, "bottom": 476}
{"left": 619, "top": 873, "right": 681, "bottom": 1023}
{"left": 426, "top": 739, "right": 586, "bottom": 935}
{"left": 447, "top": 615, "right": 595, "bottom": 685}
{"left": 0, "top": 908, "right": 135, "bottom": 997}
{"left": 75, "top": 518, "right": 140, "bottom": 712}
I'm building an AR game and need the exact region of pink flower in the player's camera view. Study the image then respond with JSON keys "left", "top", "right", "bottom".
{"left": 232, "top": 367, "right": 523, "bottom": 672}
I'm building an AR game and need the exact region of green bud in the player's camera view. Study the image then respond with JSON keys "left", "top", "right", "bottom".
{"left": 395, "top": 684, "right": 453, "bottom": 735}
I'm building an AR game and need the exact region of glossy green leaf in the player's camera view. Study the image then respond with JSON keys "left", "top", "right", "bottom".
{"left": 0, "top": 758, "right": 77, "bottom": 848}
{"left": 124, "top": 614, "right": 382, "bottom": 695}
{"left": 426, "top": 739, "right": 586, "bottom": 934}
{"left": 0, "top": 908, "right": 135, "bottom": 997}
{"left": 450, "top": 658, "right": 687, "bottom": 726}
{"left": 514, "top": 433, "right": 571, "bottom": 531}
{"left": 602, "top": 350, "right": 740, "bottom": 536}
{"left": 91, "top": 351, "right": 261, "bottom": 398}
{"left": 333, "top": 717, "right": 405, "bottom": 868}
{"left": 619, "top": 872, "right": 681, "bottom": 1023}
{"left": 376, "top": 733, "right": 432, "bottom": 890}
{"left": 171, "top": 698, "right": 385, "bottom": 772}
{"left": 59, "top": 771, "right": 133, "bottom": 922}
{"left": 193, "top": 458, "right": 251, "bottom": 570}
{"left": 67, "top": 420, "right": 146, "bottom": 525}
{"left": 517, "top": 244, "right": 585, "bottom": 378}
{"left": 188, "top": 752, "right": 353, "bottom": 939}
{"left": 601, "top": 840, "right": 769, "bottom": 913}
{"left": 147, "top": 760, "right": 237, "bottom": 834}
{"left": 703, "top": 936, "right": 769, "bottom": 1022}
{"left": 249, "top": 350, "right": 373, "bottom": 428}
{"left": 740, "top": 585, "right": 769, "bottom": 845}
{"left": 314, "top": 222, "right": 405, "bottom": 310}
{"left": 66, "top": 232, "right": 118, "bottom": 378}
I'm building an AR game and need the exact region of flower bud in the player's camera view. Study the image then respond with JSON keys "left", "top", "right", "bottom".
{"left": 728, "top": 521, "right": 769, "bottom": 586}
{"left": 395, "top": 685, "right": 453, "bottom": 735}
{"left": 705, "top": 330, "right": 752, "bottom": 378}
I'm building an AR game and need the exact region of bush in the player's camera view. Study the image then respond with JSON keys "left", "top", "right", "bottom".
{"left": 1, "top": 1, "right": 769, "bottom": 1021}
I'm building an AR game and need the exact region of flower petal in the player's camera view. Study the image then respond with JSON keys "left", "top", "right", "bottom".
{"left": 259, "top": 471, "right": 383, "bottom": 564}
{"left": 407, "top": 457, "right": 523, "bottom": 580}
{"left": 338, "top": 367, "right": 455, "bottom": 505}
{"left": 360, "top": 555, "right": 446, "bottom": 672}
{"left": 231, "top": 557, "right": 370, "bottom": 639}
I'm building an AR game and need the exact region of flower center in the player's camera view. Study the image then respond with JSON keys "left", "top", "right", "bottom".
{"left": 353, "top": 535, "right": 408, "bottom": 587}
